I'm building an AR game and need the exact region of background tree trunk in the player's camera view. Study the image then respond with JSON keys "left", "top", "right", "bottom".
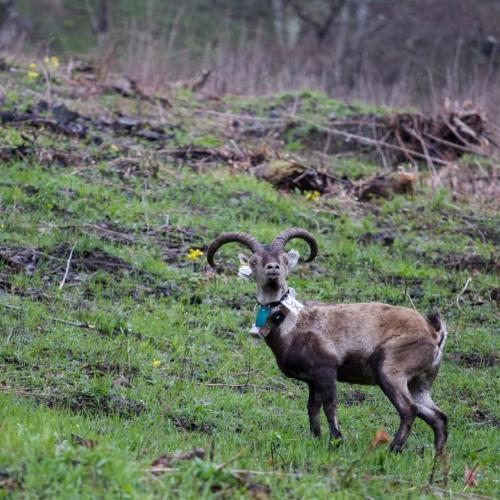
{"left": 97, "top": 0, "right": 109, "bottom": 34}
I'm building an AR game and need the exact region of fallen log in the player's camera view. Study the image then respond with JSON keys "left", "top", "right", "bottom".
{"left": 356, "top": 171, "right": 416, "bottom": 201}
{"left": 252, "top": 159, "right": 329, "bottom": 193}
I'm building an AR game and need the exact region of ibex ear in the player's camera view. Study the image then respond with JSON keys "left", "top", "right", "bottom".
{"left": 287, "top": 249, "right": 300, "bottom": 269}
{"left": 238, "top": 253, "right": 253, "bottom": 280}
{"left": 238, "top": 253, "right": 249, "bottom": 265}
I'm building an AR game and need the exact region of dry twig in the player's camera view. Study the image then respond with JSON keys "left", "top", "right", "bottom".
{"left": 0, "top": 302, "right": 94, "bottom": 329}
{"left": 59, "top": 242, "right": 77, "bottom": 290}
{"left": 456, "top": 277, "right": 472, "bottom": 310}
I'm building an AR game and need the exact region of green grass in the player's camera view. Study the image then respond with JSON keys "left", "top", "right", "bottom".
{"left": 0, "top": 160, "right": 498, "bottom": 498}
{"left": 0, "top": 70, "right": 498, "bottom": 497}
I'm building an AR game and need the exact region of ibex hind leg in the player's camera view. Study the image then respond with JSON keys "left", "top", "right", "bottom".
{"left": 409, "top": 373, "right": 448, "bottom": 455}
{"left": 375, "top": 371, "right": 417, "bottom": 452}
{"left": 373, "top": 340, "right": 440, "bottom": 452}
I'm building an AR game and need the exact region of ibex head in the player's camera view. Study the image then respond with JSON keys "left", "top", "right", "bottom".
{"left": 207, "top": 228, "right": 318, "bottom": 305}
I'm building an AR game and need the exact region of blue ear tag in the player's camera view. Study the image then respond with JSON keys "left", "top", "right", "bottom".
{"left": 255, "top": 305, "right": 271, "bottom": 328}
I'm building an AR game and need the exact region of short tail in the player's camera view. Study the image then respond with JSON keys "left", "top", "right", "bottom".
{"left": 427, "top": 310, "right": 447, "bottom": 365}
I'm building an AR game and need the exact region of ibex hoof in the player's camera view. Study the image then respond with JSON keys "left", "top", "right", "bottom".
{"left": 328, "top": 436, "right": 343, "bottom": 449}
{"left": 389, "top": 442, "right": 403, "bottom": 453}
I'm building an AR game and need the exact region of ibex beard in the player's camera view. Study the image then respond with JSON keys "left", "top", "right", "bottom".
{"left": 207, "top": 228, "right": 448, "bottom": 455}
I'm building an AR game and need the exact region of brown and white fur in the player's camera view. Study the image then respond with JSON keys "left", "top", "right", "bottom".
{"left": 207, "top": 228, "right": 448, "bottom": 455}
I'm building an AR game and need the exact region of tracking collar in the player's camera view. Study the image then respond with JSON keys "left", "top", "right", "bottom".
{"left": 257, "top": 289, "right": 290, "bottom": 308}
{"left": 255, "top": 289, "right": 290, "bottom": 328}
{"left": 252, "top": 289, "right": 304, "bottom": 339}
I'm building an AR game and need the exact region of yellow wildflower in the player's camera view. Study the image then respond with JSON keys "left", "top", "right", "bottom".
{"left": 152, "top": 359, "right": 161, "bottom": 368}
{"left": 27, "top": 70, "right": 39, "bottom": 81}
{"left": 304, "top": 190, "right": 321, "bottom": 201}
{"left": 43, "top": 56, "right": 60, "bottom": 69}
{"left": 29, "top": 62, "right": 37, "bottom": 69}
{"left": 187, "top": 248, "right": 204, "bottom": 261}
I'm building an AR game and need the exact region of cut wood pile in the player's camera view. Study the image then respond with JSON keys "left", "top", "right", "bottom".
{"left": 280, "top": 110, "right": 493, "bottom": 166}
{"left": 379, "top": 111, "right": 489, "bottom": 164}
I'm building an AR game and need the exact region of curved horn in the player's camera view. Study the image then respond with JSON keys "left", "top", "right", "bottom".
{"left": 207, "top": 232, "right": 263, "bottom": 268}
{"left": 271, "top": 228, "right": 318, "bottom": 262}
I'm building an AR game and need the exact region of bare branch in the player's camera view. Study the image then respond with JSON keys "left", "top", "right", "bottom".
{"left": 289, "top": 0, "right": 347, "bottom": 41}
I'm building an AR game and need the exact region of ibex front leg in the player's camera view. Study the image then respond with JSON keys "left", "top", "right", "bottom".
{"left": 307, "top": 383, "right": 322, "bottom": 437}
{"left": 312, "top": 367, "right": 342, "bottom": 441}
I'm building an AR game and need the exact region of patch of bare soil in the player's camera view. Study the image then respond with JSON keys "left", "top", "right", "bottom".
{"left": 0, "top": 468, "right": 23, "bottom": 494}
{"left": 81, "top": 361, "right": 140, "bottom": 378}
{"left": 468, "top": 409, "right": 500, "bottom": 428}
{"left": 491, "top": 287, "right": 500, "bottom": 307}
{"left": 447, "top": 351, "right": 498, "bottom": 368}
{"left": 4, "top": 384, "right": 146, "bottom": 418}
{"left": 448, "top": 212, "right": 500, "bottom": 245}
{"left": 151, "top": 448, "right": 206, "bottom": 472}
{"left": 51, "top": 244, "right": 132, "bottom": 275}
{"left": 0, "top": 246, "right": 38, "bottom": 275}
{"left": 430, "top": 251, "right": 498, "bottom": 273}
{"left": 358, "top": 232, "right": 396, "bottom": 246}
{"left": 1, "top": 103, "right": 87, "bottom": 138}
{"left": 170, "top": 415, "right": 214, "bottom": 434}
{"left": 149, "top": 445, "right": 272, "bottom": 497}
{"left": 81, "top": 222, "right": 203, "bottom": 267}
{"left": 77, "top": 280, "right": 163, "bottom": 306}
{"left": 0, "top": 242, "right": 181, "bottom": 300}
{"left": 455, "top": 288, "right": 497, "bottom": 307}
{"left": 71, "top": 434, "right": 97, "bottom": 449}
{"left": 0, "top": 244, "right": 131, "bottom": 279}
{"left": 343, "top": 390, "right": 367, "bottom": 406}
{"left": 35, "top": 148, "right": 84, "bottom": 168}
{"left": 0, "top": 274, "right": 45, "bottom": 300}
{"left": 83, "top": 222, "right": 138, "bottom": 245}
{"left": 150, "top": 225, "right": 204, "bottom": 266}
{"left": 129, "top": 281, "right": 180, "bottom": 299}
{"left": 60, "top": 392, "right": 146, "bottom": 418}
{"left": 376, "top": 274, "right": 424, "bottom": 287}
{"left": 0, "top": 354, "right": 32, "bottom": 370}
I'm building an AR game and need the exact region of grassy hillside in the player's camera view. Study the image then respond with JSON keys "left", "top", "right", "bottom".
{"left": 0, "top": 60, "right": 498, "bottom": 498}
